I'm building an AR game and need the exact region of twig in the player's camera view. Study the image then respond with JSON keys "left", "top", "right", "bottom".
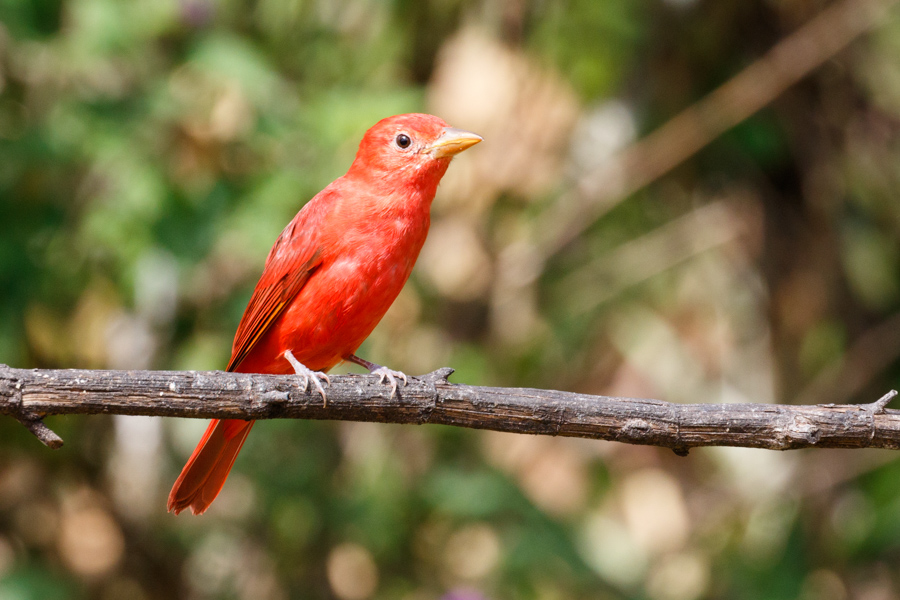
{"left": 0, "top": 373, "right": 64, "bottom": 448}
{"left": 0, "top": 365, "right": 898, "bottom": 454}
{"left": 15, "top": 417, "right": 65, "bottom": 449}
{"left": 868, "top": 389, "right": 898, "bottom": 415}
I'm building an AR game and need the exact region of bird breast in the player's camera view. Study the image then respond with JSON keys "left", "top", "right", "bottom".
{"left": 272, "top": 208, "right": 430, "bottom": 370}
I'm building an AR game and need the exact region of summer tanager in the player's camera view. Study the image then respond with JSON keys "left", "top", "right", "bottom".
{"left": 168, "top": 114, "right": 482, "bottom": 515}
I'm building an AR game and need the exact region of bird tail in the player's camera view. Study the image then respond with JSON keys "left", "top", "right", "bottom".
{"left": 167, "top": 419, "right": 255, "bottom": 515}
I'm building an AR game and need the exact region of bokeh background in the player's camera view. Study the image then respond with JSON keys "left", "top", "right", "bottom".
{"left": 2, "top": 0, "right": 900, "bottom": 598}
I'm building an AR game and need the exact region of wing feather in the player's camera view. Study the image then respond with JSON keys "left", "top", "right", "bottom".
{"left": 225, "top": 194, "right": 332, "bottom": 373}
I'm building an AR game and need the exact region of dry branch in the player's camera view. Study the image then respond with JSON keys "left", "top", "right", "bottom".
{"left": 0, "top": 364, "right": 898, "bottom": 454}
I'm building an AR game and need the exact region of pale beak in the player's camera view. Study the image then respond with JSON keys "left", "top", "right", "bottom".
{"left": 427, "top": 127, "right": 483, "bottom": 158}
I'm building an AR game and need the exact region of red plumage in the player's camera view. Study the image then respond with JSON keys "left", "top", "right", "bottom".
{"left": 168, "top": 114, "right": 481, "bottom": 515}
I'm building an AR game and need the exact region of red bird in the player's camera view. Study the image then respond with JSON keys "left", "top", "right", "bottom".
{"left": 168, "top": 114, "right": 481, "bottom": 515}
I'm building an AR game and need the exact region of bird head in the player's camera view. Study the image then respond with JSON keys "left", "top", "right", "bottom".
{"left": 347, "top": 113, "right": 482, "bottom": 189}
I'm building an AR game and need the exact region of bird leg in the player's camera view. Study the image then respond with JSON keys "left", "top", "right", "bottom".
{"left": 283, "top": 349, "right": 331, "bottom": 407}
{"left": 345, "top": 354, "right": 408, "bottom": 398}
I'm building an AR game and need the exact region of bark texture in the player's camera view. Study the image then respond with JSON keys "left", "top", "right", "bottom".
{"left": 0, "top": 364, "right": 897, "bottom": 453}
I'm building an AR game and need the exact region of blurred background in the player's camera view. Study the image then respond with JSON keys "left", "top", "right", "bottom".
{"left": 2, "top": 0, "right": 900, "bottom": 598}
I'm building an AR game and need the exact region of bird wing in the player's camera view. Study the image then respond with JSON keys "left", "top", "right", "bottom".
{"left": 225, "top": 197, "right": 331, "bottom": 373}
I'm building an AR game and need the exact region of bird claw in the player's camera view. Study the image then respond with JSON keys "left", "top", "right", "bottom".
{"left": 371, "top": 366, "right": 408, "bottom": 399}
{"left": 284, "top": 350, "right": 331, "bottom": 407}
{"left": 345, "top": 354, "right": 408, "bottom": 399}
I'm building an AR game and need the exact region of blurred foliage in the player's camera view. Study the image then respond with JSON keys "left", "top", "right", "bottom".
{"left": 1, "top": 0, "right": 900, "bottom": 599}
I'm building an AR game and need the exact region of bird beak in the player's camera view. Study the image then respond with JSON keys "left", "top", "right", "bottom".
{"left": 427, "top": 127, "right": 483, "bottom": 158}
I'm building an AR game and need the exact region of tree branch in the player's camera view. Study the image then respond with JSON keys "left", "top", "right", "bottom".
{"left": 1, "top": 365, "right": 898, "bottom": 453}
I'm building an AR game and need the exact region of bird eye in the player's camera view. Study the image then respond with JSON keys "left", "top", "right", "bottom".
{"left": 395, "top": 133, "right": 411, "bottom": 149}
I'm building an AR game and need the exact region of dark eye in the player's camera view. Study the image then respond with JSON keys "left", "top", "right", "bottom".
{"left": 395, "top": 133, "right": 411, "bottom": 149}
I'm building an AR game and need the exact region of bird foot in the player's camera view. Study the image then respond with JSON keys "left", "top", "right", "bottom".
{"left": 346, "top": 354, "right": 408, "bottom": 398}
{"left": 284, "top": 349, "right": 331, "bottom": 407}
{"left": 370, "top": 366, "right": 408, "bottom": 399}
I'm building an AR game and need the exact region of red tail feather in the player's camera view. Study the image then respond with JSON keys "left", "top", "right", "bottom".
{"left": 168, "top": 419, "right": 255, "bottom": 515}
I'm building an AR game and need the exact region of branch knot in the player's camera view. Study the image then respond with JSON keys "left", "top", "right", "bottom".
{"left": 0, "top": 368, "right": 63, "bottom": 449}
{"left": 417, "top": 368, "right": 453, "bottom": 424}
